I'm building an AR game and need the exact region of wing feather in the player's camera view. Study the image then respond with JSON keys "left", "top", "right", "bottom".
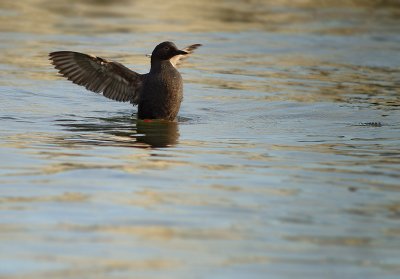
{"left": 49, "top": 51, "right": 143, "bottom": 104}
{"left": 170, "top": 44, "right": 202, "bottom": 68}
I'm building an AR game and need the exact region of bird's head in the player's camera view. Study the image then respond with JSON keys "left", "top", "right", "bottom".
{"left": 151, "top": 41, "right": 188, "bottom": 61}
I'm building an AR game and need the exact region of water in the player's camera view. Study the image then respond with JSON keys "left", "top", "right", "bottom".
{"left": 1, "top": 1, "right": 400, "bottom": 278}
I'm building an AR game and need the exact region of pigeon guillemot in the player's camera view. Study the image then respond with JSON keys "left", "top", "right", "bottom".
{"left": 49, "top": 42, "right": 201, "bottom": 121}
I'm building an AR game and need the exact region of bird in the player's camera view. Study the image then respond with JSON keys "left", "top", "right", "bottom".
{"left": 49, "top": 42, "right": 201, "bottom": 121}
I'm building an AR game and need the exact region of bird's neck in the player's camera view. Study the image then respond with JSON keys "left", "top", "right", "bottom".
{"left": 150, "top": 58, "right": 172, "bottom": 73}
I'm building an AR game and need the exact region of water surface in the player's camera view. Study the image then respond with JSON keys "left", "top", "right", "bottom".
{"left": 1, "top": 1, "right": 400, "bottom": 278}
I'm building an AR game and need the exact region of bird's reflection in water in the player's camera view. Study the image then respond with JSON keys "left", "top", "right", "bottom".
{"left": 136, "top": 120, "right": 179, "bottom": 147}
{"left": 56, "top": 114, "right": 179, "bottom": 148}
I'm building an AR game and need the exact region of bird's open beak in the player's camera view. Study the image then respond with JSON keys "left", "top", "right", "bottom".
{"left": 175, "top": 50, "right": 188, "bottom": 56}
{"left": 145, "top": 50, "right": 188, "bottom": 58}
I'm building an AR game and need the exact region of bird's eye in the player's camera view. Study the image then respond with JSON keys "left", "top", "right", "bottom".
{"left": 164, "top": 46, "right": 170, "bottom": 51}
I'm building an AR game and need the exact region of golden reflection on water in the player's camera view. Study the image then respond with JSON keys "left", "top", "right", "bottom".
{"left": 1, "top": 0, "right": 400, "bottom": 35}
{"left": 64, "top": 223, "right": 246, "bottom": 241}
{"left": 0, "top": 192, "right": 88, "bottom": 204}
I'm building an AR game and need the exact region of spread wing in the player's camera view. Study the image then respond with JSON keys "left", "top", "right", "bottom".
{"left": 49, "top": 51, "right": 143, "bottom": 104}
{"left": 170, "top": 44, "right": 202, "bottom": 68}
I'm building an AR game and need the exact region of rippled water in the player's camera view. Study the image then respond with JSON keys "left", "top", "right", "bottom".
{"left": 1, "top": 1, "right": 400, "bottom": 278}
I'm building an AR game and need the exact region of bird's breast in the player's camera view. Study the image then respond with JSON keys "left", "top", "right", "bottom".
{"left": 145, "top": 68, "right": 183, "bottom": 97}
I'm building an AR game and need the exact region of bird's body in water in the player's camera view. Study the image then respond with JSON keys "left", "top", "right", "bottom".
{"left": 49, "top": 42, "right": 201, "bottom": 121}
{"left": 139, "top": 48, "right": 184, "bottom": 120}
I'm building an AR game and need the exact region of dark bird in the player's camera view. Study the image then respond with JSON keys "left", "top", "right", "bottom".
{"left": 49, "top": 42, "right": 201, "bottom": 121}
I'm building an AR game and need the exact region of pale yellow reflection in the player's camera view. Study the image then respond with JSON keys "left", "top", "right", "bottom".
{"left": 285, "top": 235, "right": 372, "bottom": 246}
{"left": 15, "top": 257, "right": 180, "bottom": 279}
{"left": 0, "top": 192, "right": 88, "bottom": 203}
{"left": 60, "top": 223, "right": 245, "bottom": 241}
